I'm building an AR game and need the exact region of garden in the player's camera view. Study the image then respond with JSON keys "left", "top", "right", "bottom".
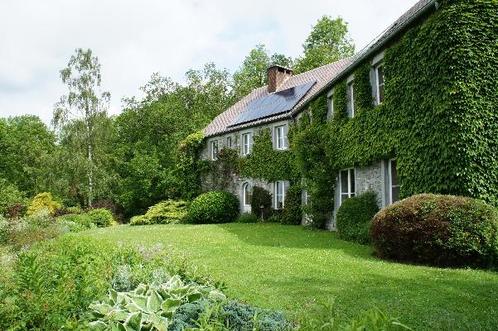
{"left": 1, "top": 187, "right": 498, "bottom": 330}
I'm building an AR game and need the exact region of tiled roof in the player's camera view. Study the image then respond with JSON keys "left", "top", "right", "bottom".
{"left": 204, "top": 58, "right": 352, "bottom": 137}
{"left": 203, "top": 0, "right": 436, "bottom": 138}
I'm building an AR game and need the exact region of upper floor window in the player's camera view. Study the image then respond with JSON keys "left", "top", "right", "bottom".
{"left": 347, "top": 81, "right": 355, "bottom": 118}
{"left": 274, "top": 125, "right": 287, "bottom": 150}
{"left": 388, "top": 159, "right": 400, "bottom": 204}
{"left": 375, "top": 63, "right": 385, "bottom": 104}
{"left": 226, "top": 136, "right": 232, "bottom": 148}
{"left": 274, "top": 181, "right": 286, "bottom": 209}
{"left": 210, "top": 140, "right": 218, "bottom": 160}
{"left": 327, "top": 89, "right": 334, "bottom": 120}
{"left": 242, "top": 132, "right": 252, "bottom": 156}
{"left": 339, "top": 168, "right": 355, "bottom": 205}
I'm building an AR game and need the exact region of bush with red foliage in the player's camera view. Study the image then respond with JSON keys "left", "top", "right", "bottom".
{"left": 371, "top": 194, "right": 498, "bottom": 268}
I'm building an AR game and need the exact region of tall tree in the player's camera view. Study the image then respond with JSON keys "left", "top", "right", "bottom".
{"left": 294, "top": 16, "right": 355, "bottom": 73}
{"left": 53, "top": 48, "right": 110, "bottom": 207}
{"left": 232, "top": 44, "right": 294, "bottom": 99}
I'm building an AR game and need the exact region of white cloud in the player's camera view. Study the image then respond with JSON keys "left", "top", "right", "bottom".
{"left": 0, "top": 0, "right": 418, "bottom": 124}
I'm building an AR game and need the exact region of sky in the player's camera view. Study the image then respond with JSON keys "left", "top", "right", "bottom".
{"left": 0, "top": 0, "right": 418, "bottom": 125}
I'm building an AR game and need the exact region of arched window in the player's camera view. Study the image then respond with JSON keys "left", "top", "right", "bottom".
{"left": 242, "top": 182, "right": 252, "bottom": 206}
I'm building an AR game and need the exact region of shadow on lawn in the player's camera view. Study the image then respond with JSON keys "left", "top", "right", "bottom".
{"left": 217, "top": 223, "right": 372, "bottom": 252}
{"left": 263, "top": 270, "right": 498, "bottom": 330}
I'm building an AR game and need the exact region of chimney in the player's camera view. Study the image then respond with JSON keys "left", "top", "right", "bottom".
{"left": 267, "top": 65, "right": 293, "bottom": 93}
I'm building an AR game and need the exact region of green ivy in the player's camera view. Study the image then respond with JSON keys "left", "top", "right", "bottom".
{"left": 176, "top": 131, "right": 207, "bottom": 200}
{"left": 240, "top": 129, "right": 296, "bottom": 182}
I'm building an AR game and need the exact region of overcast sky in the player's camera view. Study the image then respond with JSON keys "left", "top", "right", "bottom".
{"left": 0, "top": 0, "right": 418, "bottom": 124}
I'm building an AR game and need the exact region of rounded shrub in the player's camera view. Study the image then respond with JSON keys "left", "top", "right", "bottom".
{"left": 371, "top": 194, "right": 498, "bottom": 268}
{"left": 0, "top": 180, "right": 25, "bottom": 217}
{"left": 186, "top": 191, "right": 239, "bottom": 224}
{"left": 87, "top": 208, "right": 114, "bottom": 227}
{"left": 251, "top": 186, "right": 272, "bottom": 220}
{"left": 27, "top": 192, "right": 61, "bottom": 217}
{"left": 336, "top": 191, "right": 379, "bottom": 244}
{"left": 281, "top": 184, "right": 303, "bottom": 225}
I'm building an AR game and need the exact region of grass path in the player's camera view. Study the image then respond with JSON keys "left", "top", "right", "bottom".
{"left": 81, "top": 223, "right": 498, "bottom": 330}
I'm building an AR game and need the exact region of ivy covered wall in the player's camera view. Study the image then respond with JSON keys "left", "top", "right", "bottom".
{"left": 203, "top": 0, "right": 498, "bottom": 227}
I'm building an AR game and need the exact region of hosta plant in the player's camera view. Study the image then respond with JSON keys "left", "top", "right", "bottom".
{"left": 88, "top": 275, "right": 225, "bottom": 330}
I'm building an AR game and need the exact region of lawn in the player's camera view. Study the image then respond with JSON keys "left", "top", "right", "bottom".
{"left": 80, "top": 223, "right": 498, "bottom": 330}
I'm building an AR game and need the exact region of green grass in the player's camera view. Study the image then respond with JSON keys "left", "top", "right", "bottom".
{"left": 80, "top": 223, "right": 498, "bottom": 330}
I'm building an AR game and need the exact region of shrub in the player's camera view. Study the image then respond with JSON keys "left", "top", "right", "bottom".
{"left": 251, "top": 186, "right": 272, "bottom": 220}
{"left": 371, "top": 194, "right": 498, "bottom": 268}
{"left": 87, "top": 208, "right": 114, "bottom": 227}
{"left": 186, "top": 191, "right": 239, "bottom": 224}
{"left": 336, "top": 191, "right": 379, "bottom": 244}
{"left": 236, "top": 212, "right": 259, "bottom": 223}
{"left": 4, "top": 213, "right": 64, "bottom": 249}
{"left": 27, "top": 192, "right": 61, "bottom": 217}
{"left": 0, "top": 180, "right": 25, "bottom": 217}
{"left": 130, "top": 200, "right": 189, "bottom": 226}
{"left": 267, "top": 210, "right": 283, "bottom": 223}
{"left": 281, "top": 184, "right": 303, "bottom": 225}
{"left": 56, "top": 213, "right": 94, "bottom": 229}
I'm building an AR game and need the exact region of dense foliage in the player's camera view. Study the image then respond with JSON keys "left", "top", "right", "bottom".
{"left": 336, "top": 191, "right": 379, "bottom": 244}
{"left": 87, "top": 208, "right": 115, "bottom": 227}
{"left": 130, "top": 200, "right": 189, "bottom": 226}
{"left": 186, "top": 191, "right": 239, "bottom": 224}
{"left": 27, "top": 192, "right": 62, "bottom": 216}
{"left": 251, "top": 186, "right": 273, "bottom": 220}
{"left": 0, "top": 179, "right": 26, "bottom": 217}
{"left": 236, "top": 212, "right": 259, "bottom": 223}
{"left": 371, "top": 194, "right": 498, "bottom": 268}
{"left": 281, "top": 184, "right": 303, "bottom": 225}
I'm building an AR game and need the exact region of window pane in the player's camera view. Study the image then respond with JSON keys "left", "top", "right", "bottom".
{"left": 390, "top": 160, "right": 398, "bottom": 186}
{"left": 377, "top": 65, "right": 384, "bottom": 85}
{"left": 392, "top": 186, "right": 400, "bottom": 203}
{"left": 350, "top": 169, "right": 355, "bottom": 194}
{"left": 227, "top": 137, "right": 232, "bottom": 148}
{"left": 341, "top": 171, "right": 348, "bottom": 193}
{"left": 341, "top": 194, "right": 350, "bottom": 202}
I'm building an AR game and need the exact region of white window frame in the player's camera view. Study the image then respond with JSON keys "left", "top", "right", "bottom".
{"left": 347, "top": 81, "right": 355, "bottom": 118}
{"left": 210, "top": 140, "right": 218, "bottom": 160}
{"left": 274, "top": 181, "right": 286, "bottom": 209}
{"left": 375, "top": 63, "right": 385, "bottom": 105}
{"left": 242, "top": 182, "right": 252, "bottom": 207}
{"left": 274, "top": 125, "right": 287, "bottom": 150}
{"left": 388, "top": 159, "right": 400, "bottom": 204}
{"left": 327, "top": 89, "right": 334, "bottom": 120}
{"left": 339, "top": 168, "right": 355, "bottom": 205}
{"left": 226, "top": 136, "right": 232, "bottom": 148}
{"left": 302, "top": 189, "right": 309, "bottom": 206}
{"left": 241, "top": 132, "right": 252, "bottom": 156}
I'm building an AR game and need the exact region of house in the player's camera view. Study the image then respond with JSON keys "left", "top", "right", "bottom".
{"left": 201, "top": 0, "right": 498, "bottom": 228}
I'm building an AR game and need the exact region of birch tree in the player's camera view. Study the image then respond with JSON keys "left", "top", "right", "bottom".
{"left": 53, "top": 48, "right": 110, "bottom": 207}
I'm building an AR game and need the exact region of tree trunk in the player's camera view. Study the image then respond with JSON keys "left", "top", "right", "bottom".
{"left": 87, "top": 140, "right": 93, "bottom": 207}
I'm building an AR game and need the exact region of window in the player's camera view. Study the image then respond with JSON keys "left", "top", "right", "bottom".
{"left": 242, "top": 182, "right": 252, "bottom": 206}
{"left": 389, "top": 159, "right": 400, "bottom": 204}
{"left": 210, "top": 140, "right": 218, "bottom": 160}
{"left": 327, "top": 90, "right": 334, "bottom": 120}
{"left": 275, "top": 181, "right": 285, "bottom": 209}
{"left": 242, "top": 132, "right": 252, "bottom": 156}
{"left": 339, "top": 168, "right": 355, "bottom": 204}
{"left": 375, "top": 63, "right": 385, "bottom": 104}
{"left": 347, "top": 81, "right": 355, "bottom": 118}
{"left": 274, "top": 125, "right": 287, "bottom": 150}
{"left": 302, "top": 190, "right": 309, "bottom": 206}
{"left": 226, "top": 136, "right": 232, "bottom": 148}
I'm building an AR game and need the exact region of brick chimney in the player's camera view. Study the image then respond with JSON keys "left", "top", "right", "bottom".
{"left": 267, "top": 65, "right": 293, "bottom": 93}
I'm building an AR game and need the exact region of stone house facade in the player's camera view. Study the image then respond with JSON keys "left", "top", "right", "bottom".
{"left": 200, "top": 0, "right": 497, "bottom": 229}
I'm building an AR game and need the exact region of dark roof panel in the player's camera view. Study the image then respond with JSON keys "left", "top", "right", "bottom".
{"left": 229, "top": 81, "right": 316, "bottom": 127}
